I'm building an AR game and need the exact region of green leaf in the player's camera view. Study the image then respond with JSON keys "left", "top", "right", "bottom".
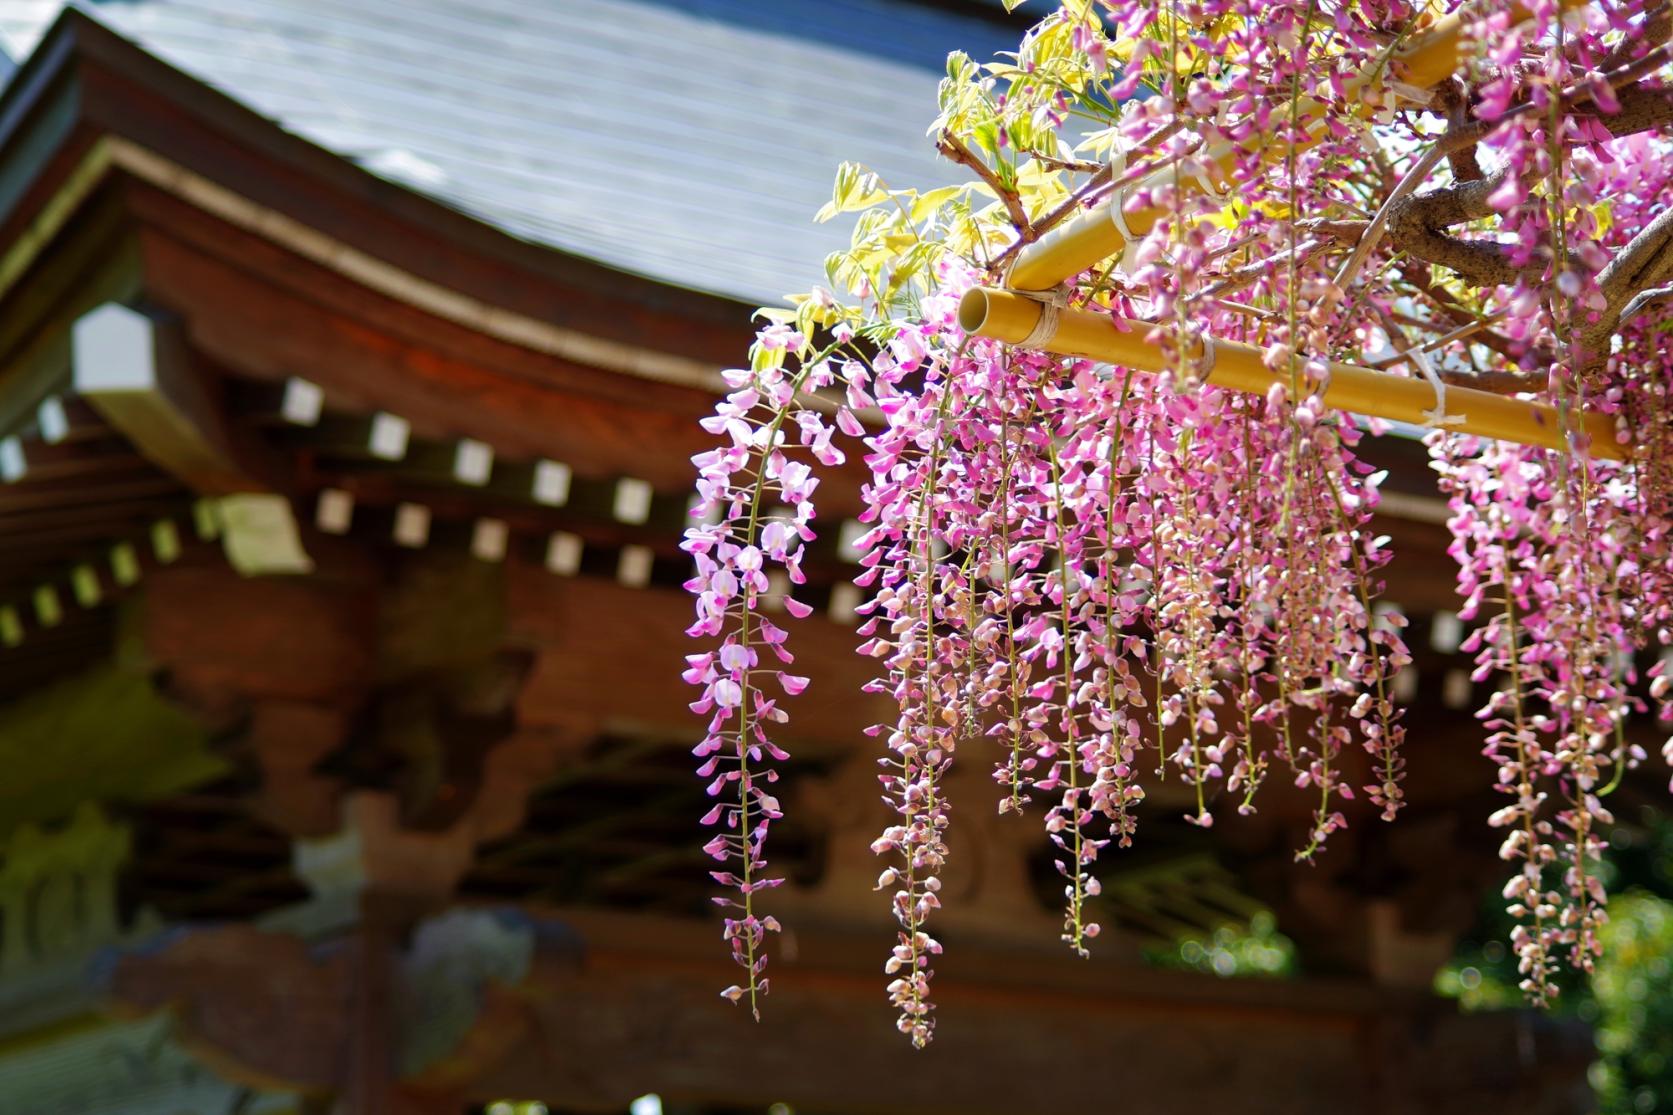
{"left": 819, "top": 161, "right": 888, "bottom": 223}
{"left": 910, "top": 185, "right": 965, "bottom": 224}
{"left": 750, "top": 341, "right": 786, "bottom": 373}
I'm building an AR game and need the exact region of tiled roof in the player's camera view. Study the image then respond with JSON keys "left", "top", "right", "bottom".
{"left": 0, "top": 0, "right": 1028, "bottom": 306}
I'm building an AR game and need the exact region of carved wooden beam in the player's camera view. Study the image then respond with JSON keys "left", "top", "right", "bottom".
{"left": 71, "top": 302, "right": 257, "bottom": 494}
{"left": 71, "top": 301, "right": 310, "bottom": 573}
{"left": 103, "top": 904, "right": 1591, "bottom": 1115}
{"left": 508, "top": 566, "right": 889, "bottom": 754}
{"left": 143, "top": 554, "right": 377, "bottom": 707}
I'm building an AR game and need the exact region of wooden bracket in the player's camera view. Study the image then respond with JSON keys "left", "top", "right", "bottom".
{"left": 72, "top": 302, "right": 252, "bottom": 493}
{"left": 72, "top": 302, "right": 311, "bottom": 573}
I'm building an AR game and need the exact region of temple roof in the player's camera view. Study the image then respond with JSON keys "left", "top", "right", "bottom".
{"left": 0, "top": 0, "right": 1027, "bottom": 306}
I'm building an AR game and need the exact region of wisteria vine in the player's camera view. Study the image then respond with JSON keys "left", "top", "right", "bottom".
{"left": 684, "top": 0, "right": 1673, "bottom": 1039}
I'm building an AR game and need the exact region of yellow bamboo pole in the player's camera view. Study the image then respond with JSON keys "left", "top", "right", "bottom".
{"left": 1005, "top": 1, "right": 1574, "bottom": 292}
{"left": 958, "top": 287, "right": 1625, "bottom": 460}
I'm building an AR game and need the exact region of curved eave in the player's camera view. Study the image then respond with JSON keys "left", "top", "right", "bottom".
{"left": 0, "top": 9, "right": 761, "bottom": 380}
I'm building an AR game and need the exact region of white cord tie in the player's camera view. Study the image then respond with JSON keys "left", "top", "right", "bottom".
{"left": 1107, "top": 145, "right": 1140, "bottom": 274}
{"left": 1191, "top": 169, "right": 1228, "bottom": 203}
{"left": 1411, "top": 347, "right": 1465, "bottom": 430}
{"left": 1015, "top": 286, "right": 1071, "bottom": 348}
{"left": 1180, "top": 130, "right": 1230, "bottom": 205}
{"left": 1386, "top": 80, "right": 1432, "bottom": 105}
{"left": 1189, "top": 161, "right": 1229, "bottom": 205}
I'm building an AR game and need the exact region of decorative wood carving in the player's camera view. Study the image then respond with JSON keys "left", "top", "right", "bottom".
{"left": 141, "top": 550, "right": 571, "bottom": 845}
{"left": 247, "top": 701, "right": 348, "bottom": 838}
{"left": 292, "top": 794, "right": 477, "bottom": 908}
{"left": 395, "top": 909, "right": 537, "bottom": 1080}
{"left": 106, "top": 908, "right": 558, "bottom": 1107}
{"left": 109, "top": 924, "right": 348, "bottom": 1093}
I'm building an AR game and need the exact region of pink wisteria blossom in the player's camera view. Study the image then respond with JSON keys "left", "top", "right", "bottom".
{"left": 685, "top": 0, "right": 1673, "bottom": 1041}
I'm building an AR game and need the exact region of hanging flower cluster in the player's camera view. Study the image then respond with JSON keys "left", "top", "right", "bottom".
{"left": 845, "top": 269, "right": 1406, "bottom": 1043}
{"left": 1423, "top": 0, "right": 1673, "bottom": 1002}
{"left": 684, "top": 0, "right": 1673, "bottom": 1040}
{"left": 683, "top": 324, "right": 847, "bottom": 1016}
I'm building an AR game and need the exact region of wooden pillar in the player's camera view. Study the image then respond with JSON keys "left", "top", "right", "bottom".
{"left": 296, "top": 794, "right": 477, "bottom": 1115}
{"left": 341, "top": 901, "right": 396, "bottom": 1115}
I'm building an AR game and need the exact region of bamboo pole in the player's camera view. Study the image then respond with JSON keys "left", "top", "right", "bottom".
{"left": 1004, "top": 1, "right": 1571, "bottom": 292}
{"left": 958, "top": 286, "right": 1625, "bottom": 460}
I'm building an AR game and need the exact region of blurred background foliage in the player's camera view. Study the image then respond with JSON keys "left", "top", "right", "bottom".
{"left": 1437, "top": 804, "right": 1673, "bottom": 1115}
{"left": 1143, "top": 910, "right": 1296, "bottom": 978}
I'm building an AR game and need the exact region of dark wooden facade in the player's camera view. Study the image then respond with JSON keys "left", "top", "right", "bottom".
{"left": 0, "top": 11, "right": 1639, "bottom": 1115}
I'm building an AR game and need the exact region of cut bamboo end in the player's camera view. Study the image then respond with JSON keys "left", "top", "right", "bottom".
{"left": 958, "top": 287, "right": 1626, "bottom": 461}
